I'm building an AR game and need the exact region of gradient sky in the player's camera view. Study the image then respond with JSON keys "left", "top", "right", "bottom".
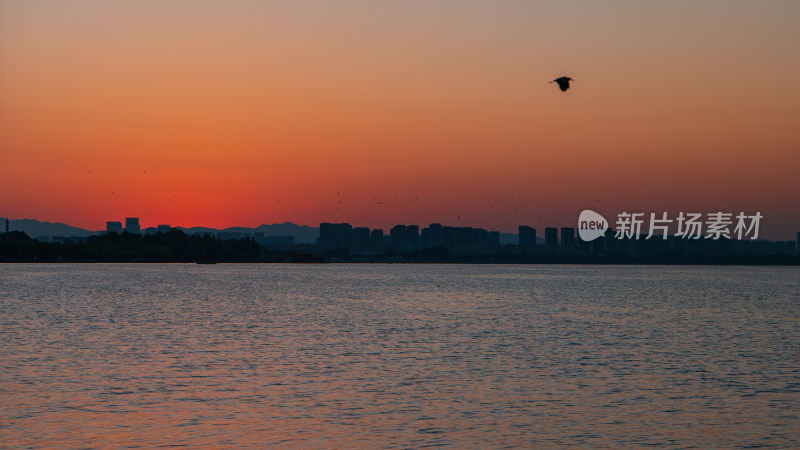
{"left": 2, "top": 0, "right": 799, "bottom": 238}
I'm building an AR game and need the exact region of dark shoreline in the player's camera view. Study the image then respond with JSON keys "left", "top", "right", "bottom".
{"left": 2, "top": 259, "right": 798, "bottom": 266}
{"left": 3, "top": 230, "right": 798, "bottom": 265}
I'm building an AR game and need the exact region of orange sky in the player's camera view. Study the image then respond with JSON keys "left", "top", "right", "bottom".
{"left": 1, "top": 1, "right": 799, "bottom": 238}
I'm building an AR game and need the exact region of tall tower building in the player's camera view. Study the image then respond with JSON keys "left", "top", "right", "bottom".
{"left": 545, "top": 227, "right": 558, "bottom": 247}
{"left": 319, "top": 222, "right": 353, "bottom": 249}
{"left": 371, "top": 229, "right": 384, "bottom": 249}
{"left": 519, "top": 226, "right": 536, "bottom": 247}
{"left": 560, "top": 227, "right": 575, "bottom": 247}
{"left": 106, "top": 221, "right": 122, "bottom": 234}
{"left": 390, "top": 225, "right": 407, "bottom": 250}
{"left": 124, "top": 217, "right": 141, "bottom": 234}
{"left": 428, "top": 223, "right": 443, "bottom": 247}
{"left": 352, "top": 227, "right": 371, "bottom": 250}
{"left": 406, "top": 225, "right": 420, "bottom": 250}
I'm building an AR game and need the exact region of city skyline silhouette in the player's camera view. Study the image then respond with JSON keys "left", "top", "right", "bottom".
{"left": 2, "top": 2, "right": 799, "bottom": 241}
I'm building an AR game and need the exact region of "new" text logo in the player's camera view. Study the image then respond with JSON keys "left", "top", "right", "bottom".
{"left": 578, "top": 210, "right": 609, "bottom": 241}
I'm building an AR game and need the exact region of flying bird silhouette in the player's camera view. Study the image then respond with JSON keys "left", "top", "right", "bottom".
{"left": 550, "top": 76, "right": 573, "bottom": 92}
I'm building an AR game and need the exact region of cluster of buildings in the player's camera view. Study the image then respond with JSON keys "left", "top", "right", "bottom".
{"left": 100, "top": 217, "right": 800, "bottom": 256}
{"left": 320, "top": 222, "right": 503, "bottom": 253}
{"left": 519, "top": 226, "right": 578, "bottom": 248}
{"left": 106, "top": 218, "right": 170, "bottom": 236}
{"left": 320, "top": 222, "right": 587, "bottom": 254}
{"left": 321, "top": 222, "right": 800, "bottom": 257}
{"left": 105, "top": 217, "right": 295, "bottom": 247}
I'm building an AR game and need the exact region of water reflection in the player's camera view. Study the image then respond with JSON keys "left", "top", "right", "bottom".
{"left": 1, "top": 264, "right": 799, "bottom": 447}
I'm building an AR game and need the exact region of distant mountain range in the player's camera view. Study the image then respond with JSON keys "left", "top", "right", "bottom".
{"left": 1, "top": 218, "right": 527, "bottom": 245}
{"left": 177, "top": 223, "right": 319, "bottom": 243}
{"left": 1, "top": 218, "right": 99, "bottom": 239}
{"left": 1, "top": 218, "right": 320, "bottom": 244}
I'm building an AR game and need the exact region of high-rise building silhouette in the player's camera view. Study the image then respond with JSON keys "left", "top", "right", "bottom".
{"left": 390, "top": 225, "right": 407, "bottom": 250}
{"left": 428, "top": 223, "right": 443, "bottom": 247}
{"left": 545, "top": 227, "right": 558, "bottom": 247}
{"left": 519, "top": 226, "right": 536, "bottom": 247}
{"left": 421, "top": 227, "right": 431, "bottom": 248}
{"left": 560, "top": 227, "right": 575, "bottom": 247}
{"left": 371, "top": 229, "right": 384, "bottom": 249}
{"left": 488, "top": 231, "right": 500, "bottom": 247}
{"left": 406, "top": 225, "right": 420, "bottom": 251}
{"left": 106, "top": 221, "right": 122, "bottom": 233}
{"left": 353, "top": 227, "right": 370, "bottom": 251}
{"left": 319, "top": 222, "right": 353, "bottom": 249}
{"left": 124, "top": 218, "right": 140, "bottom": 234}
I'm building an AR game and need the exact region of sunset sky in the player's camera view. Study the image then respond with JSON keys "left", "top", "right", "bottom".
{"left": 1, "top": 1, "right": 799, "bottom": 238}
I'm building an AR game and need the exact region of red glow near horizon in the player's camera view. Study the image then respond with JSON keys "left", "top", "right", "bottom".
{"left": 1, "top": 2, "right": 799, "bottom": 239}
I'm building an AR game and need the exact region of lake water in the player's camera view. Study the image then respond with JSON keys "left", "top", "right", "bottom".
{"left": 1, "top": 264, "right": 798, "bottom": 448}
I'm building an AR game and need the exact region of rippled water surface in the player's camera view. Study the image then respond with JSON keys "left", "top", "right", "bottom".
{"left": 1, "top": 264, "right": 799, "bottom": 448}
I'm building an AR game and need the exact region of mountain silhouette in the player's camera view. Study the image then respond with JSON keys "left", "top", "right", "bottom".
{"left": 177, "top": 223, "right": 318, "bottom": 243}
{"left": 2, "top": 218, "right": 319, "bottom": 243}
{"left": 0, "top": 218, "right": 98, "bottom": 239}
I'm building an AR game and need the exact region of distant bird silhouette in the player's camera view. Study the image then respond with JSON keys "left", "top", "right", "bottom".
{"left": 550, "top": 76, "right": 573, "bottom": 92}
